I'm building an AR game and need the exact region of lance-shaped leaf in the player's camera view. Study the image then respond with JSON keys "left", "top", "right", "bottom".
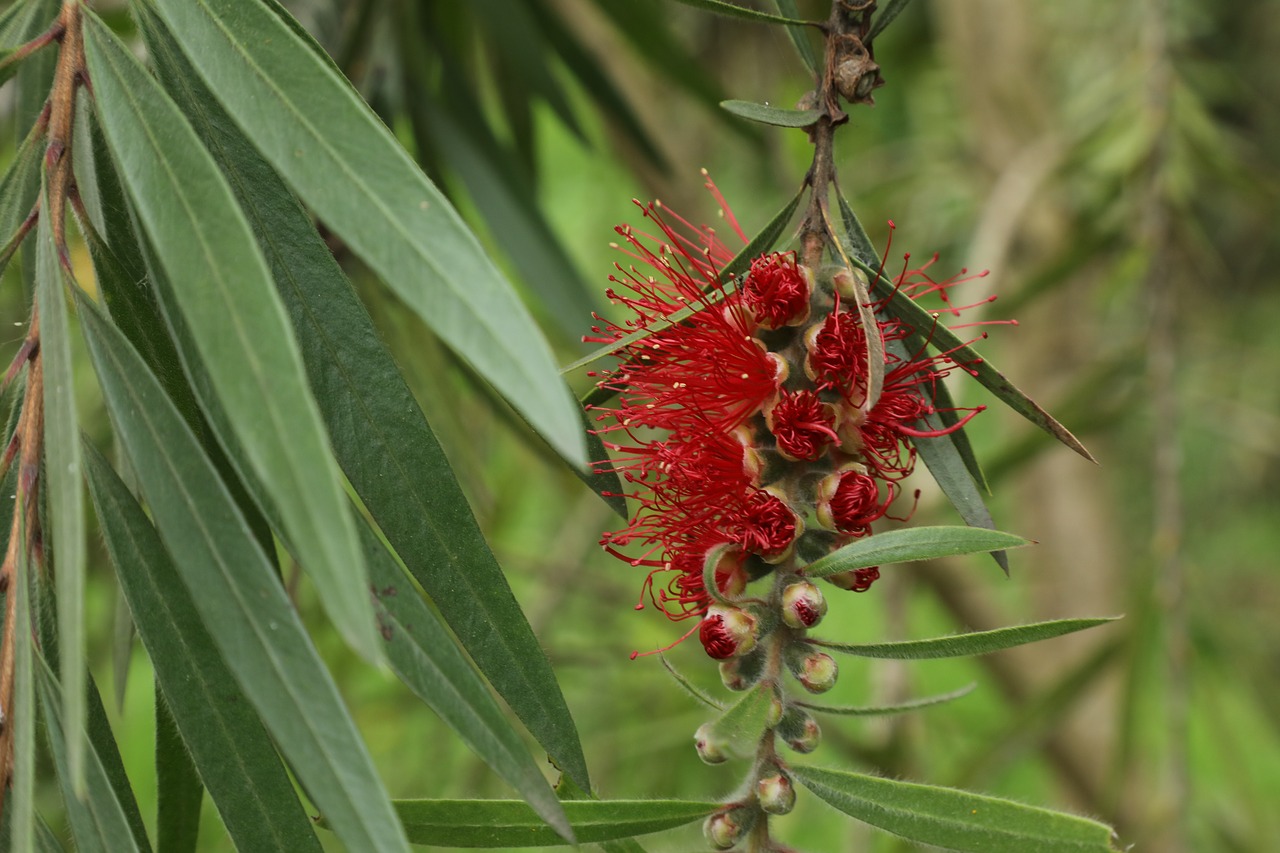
{"left": 81, "top": 12, "right": 381, "bottom": 662}
{"left": 147, "top": 0, "right": 585, "bottom": 468}
{"left": 359, "top": 522, "right": 573, "bottom": 844}
{"left": 798, "top": 683, "right": 977, "bottom": 716}
{"left": 814, "top": 617, "right": 1121, "bottom": 660}
{"left": 803, "top": 526, "right": 1029, "bottom": 579}
{"left": 7, "top": 470, "right": 35, "bottom": 853}
{"left": 130, "top": 6, "right": 590, "bottom": 791}
{"left": 772, "top": 0, "right": 820, "bottom": 74}
{"left": 154, "top": 693, "right": 202, "bottom": 853}
{"left": 35, "top": 658, "right": 144, "bottom": 853}
{"left": 792, "top": 764, "right": 1121, "bottom": 852}
{"left": 75, "top": 294, "right": 408, "bottom": 852}
{"left": 720, "top": 100, "right": 820, "bottom": 128}
{"left": 666, "top": 0, "right": 811, "bottom": 25}
{"left": 704, "top": 682, "right": 777, "bottom": 759}
{"left": 380, "top": 799, "right": 717, "bottom": 848}
{"left": 35, "top": 192, "right": 87, "bottom": 792}
{"left": 84, "top": 442, "right": 323, "bottom": 853}
{"left": 0, "top": 114, "right": 41, "bottom": 272}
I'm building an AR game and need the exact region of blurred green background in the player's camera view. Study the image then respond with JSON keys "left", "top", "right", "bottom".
{"left": 5, "top": 0, "right": 1277, "bottom": 850}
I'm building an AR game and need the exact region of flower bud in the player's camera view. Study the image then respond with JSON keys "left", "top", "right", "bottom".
{"left": 719, "top": 648, "right": 765, "bottom": 691}
{"left": 694, "top": 722, "right": 729, "bottom": 765}
{"left": 699, "top": 606, "right": 758, "bottom": 660}
{"left": 830, "top": 265, "right": 870, "bottom": 301}
{"left": 795, "top": 650, "right": 838, "bottom": 694}
{"left": 704, "top": 807, "right": 752, "bottom": 850}
{"left": 825, "top": 566, "right": 881, "bottom": 593}
{"left": 757, "top": 771, "right": 797, "bottom": 815}
{"left": 781, "top": 580, "right": 827, "bottom": 629}
{"left": 778, "top": 707, "right": 821, "bottom": 754}
{"left": 766, "top": 686, "right": 785, "bottom": 728}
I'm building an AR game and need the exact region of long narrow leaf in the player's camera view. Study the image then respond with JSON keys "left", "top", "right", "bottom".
{"left": 131, "top": 6, "right": 590, "bottom": 792}
{"left": 154, "top": 692, "right": 203, "bottom": 853}
{"left": 8, "top": 469, "right": 35, "bottom": 852}
{"left": 803, "top": 526, "right": 1029, "bottom": 579}
{"left": 75, "top": 294, "right": 408, "bottom": 852}
{"left": 773, "top": 0, "right": 820, "bottom": 74}
{"left": 358, "top": 521, "right": 573, "bottom": 844}
{"left": 721, "top": 99, "right": 819, "bottom": 127}
{"left": 148, "top": 0, "right": 586, "bottom": 468}
{"left": 792, "top": 764, "right": 1120, "bottom": 852}
{"left": 383, "top": 799, "right": 718, "bottom": 848}
{"left": 84, "top": 442, "right": 323, "bottom": 853}
{"left": 35, "top": 189, "right": 87, "bottom": 793}
{"left": 666, "top": 0, "right": 811, "bottom": 25}
{"left": 81, "top": 11, "right": 381, "bottom": 662}
{"left": 798, "top": 683, "right": 977, "bottom": 716}
{"left": 815, "top": 617, "right": 1121, "bottom": 660}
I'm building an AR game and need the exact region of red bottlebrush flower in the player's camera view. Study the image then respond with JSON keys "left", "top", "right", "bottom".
{"left": 741, "top": 252, "right": 811, "bottom": 329}
{"left": 730, "top": 489, "right": 800, "bottom": 560}
{"left": 817, "top": 468, "right": 897, "bottom": 536}
{"left": 699, "top": 606, "right": 758, "bottom": 659}
{"left": 805, "top": 307, "right": 869, "bottom": 399}
{"left": 766, "top": 389, "right": 839, "bottom": 462}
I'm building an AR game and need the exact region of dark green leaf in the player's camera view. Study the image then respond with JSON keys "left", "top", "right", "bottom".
{"left": 130, "top": 8, "right": 591, "bottom": 792}
{"left": 8, "top": 470, "right": 36, "bottom": 853}
{"left": 721, "top": 99, "right": 820, "bottom": 127}
{"left": 82, "top": 12, "right": 381, "bottom": 661}
{"left": 867, "top": 0, "right": 917, "bottom": 42}
{"left": 148, "top": 0, "right": 586, "bottom": 468}
{"left": 665, "top": 0, "right": 812, "bottom": 25}
{"left": 36, "top": 190, "right": 88, "bottom": 794}
{"left": 773, "top": 0, "right": 820, "bottom": 74}
{"left": 0, "top": 116, "right": 41, "bottom": 272}
{"left": 84, "top": 441, "right": 323, "bottom": 853}
{"left": 75, "top": 294, "right": 407, "bottom": 851}
{"left": 815, "top": 617, "right": 1121, "bottom": 660}
{"left": 385, "top": 799, "right": 718, "bottom": 848}
{"left": 154, "top": 693, "right": 202, "bottom": 853}
{"left": 803, "top": 526, "right": 1029, "bottom": 579}
{"left": 359, "top": 522, "right": 573, "bottom": 844}
{"left": 798, "top": 683, "right": 976, "bottom": 716}
{"left": 35, "top": 657, "right": 144, "bottom": 853}
{"left": 792, "top": 764, "right": 1121, "bottom": 852}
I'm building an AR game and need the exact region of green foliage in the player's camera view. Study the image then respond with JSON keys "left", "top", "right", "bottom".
{"left": 803, "top": 526, "right": 1030, "bottom": 578}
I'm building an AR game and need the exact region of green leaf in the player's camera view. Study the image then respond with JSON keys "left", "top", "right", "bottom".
{"left": 803, "top": 526, "right": 1030, "bottom": 579}
{"left": 706, "top": 682, "right": 777, "bottom": 759}
{"left": 35, "top": 657, "right": 144, "bottom": 853}
{"left": 154, "top": 693, "right": 202, "bottom": 853}
{"left": 798, "top": 683, "right": 977, "bottom": 716}
{"left": 658, "top": 653, "right": 724, "bottom": 711}
{"left": 721, "top": 99, "right": 820, "bottom": 128}
{"left": 773, "top": 0, "right": 820, "bottom": 75}
{"left": 815, "top": 617, "right": 1121, "bottom": 660}
{"left": 82, "top": 12, "right": 382, "bottom": 662}
{"left": 130, "top": 7, "right": 591, "bottom": 792}
{"left": 569, "top": 184, "right": 806, "bottom": 381}
{"left": 35, "top": 187, "right": 87, "bottom": 794}
{"left": 0, "top": 115, "right": 41, "bottom": 271}
{"left": 84, "top": 441, "right": 323, "bottom": 853}
{"left": 867, "top": 0, "right": 917, "bottom": 42}
{"left": 384, "top": 799, "right": 718, "bottom": 848}
{"left": 358, "top": 522, "right": 573, "bottom": 844}
{"left": 148, "top": 0, "right": 586, "bottom": 469}
{"left": 75, "top": 294, "right": 408, "bottom": 852}
{"left": 8, "top": 468, "right": 35, "bottom": 853}
{"left": 792, "top": 764, "right": 1121, "bottom": 852}
{"left": 665, "top": 0, "right": 812, "bottom": 26}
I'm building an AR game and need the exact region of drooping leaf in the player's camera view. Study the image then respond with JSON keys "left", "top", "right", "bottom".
{"left": 792, "top": 764, "right": 1121, "bottom": 852}
{"left": 75, "top": 293, "right": 408, "bottom": 852}
{"left": 84, "top": 441, "right": 323, "bottom": 853}
{"left": 381, "top": 799, "right": 718, "bottom": 848}
{"left": 358, "top": 521, "right": 573, "bottom": 844}
{"left": 798, "top": 683, "right": 977, "bottom": 716}
{"left": 35, "top": 657, "right": 144, "bottom": 853}
{"left": 147, "top": 0, "right": 586, "bottom": 468}
{"left": 35, "top": 186, "right": 87, "bottom": 793}
{"left": 665, "top": 0, "right": 812, "bottom": 25}
{"left": 803, "top": 526, "right": 1030, "bottom": 579}
{"left": 867, "top": 0, "right": 917, "bottom": 42}
{"left": 721, "top": 99, "right": 820, "bottom": 128}
{"left": 131, "top": 6, "right": 591, "bottom": 792}
{"left": 82, "top": 11, "right": 381, "bottom": 662}
{"left": 815, "top": 617, "right": 1121, "bottom": 660}
{"left": 154, "top": 693, "right": 202, "bottom": 853}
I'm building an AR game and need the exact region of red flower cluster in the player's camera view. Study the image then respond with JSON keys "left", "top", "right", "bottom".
{"left": 587, "top": 177, "right": 995, "bottom": 657}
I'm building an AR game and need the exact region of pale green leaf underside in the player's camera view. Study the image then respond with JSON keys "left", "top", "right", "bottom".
{"left": 803, "top": 526, "right": 1029, "bottom": 579}
{"left": 815, "top": 617, "right": 1121, "bottom": 660}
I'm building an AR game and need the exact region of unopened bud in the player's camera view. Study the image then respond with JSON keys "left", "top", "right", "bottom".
{"left": 766, "top": 687, "right": 785, "bottom": 728}
{"left": 782, "top": 581, "right": 827, "bottom": 629}
{"left": 825, "top": 566, "right": 881, "bottom": 593}
{"left": 779, "top": 707, "right": 822, "bottom": 754}
{"left": 797, "top": 650, "right": 838, "bottom": 693}
{"left": 704, "top": 807, "right": 752, "bottom": 850}
{"left": 719, "top": 648, "right": 765, "bottom": 691}
{"left": 694, "top": 722, "right": 729, "bottom": 765}
{"left": 757, "top": 771, "right": 797, "bottom": 815}
{"left": 830, "top": 265, "right": 870, "bottom": 301}
{"left": 700, "top": 606, "right": 758, "bottom": 660}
